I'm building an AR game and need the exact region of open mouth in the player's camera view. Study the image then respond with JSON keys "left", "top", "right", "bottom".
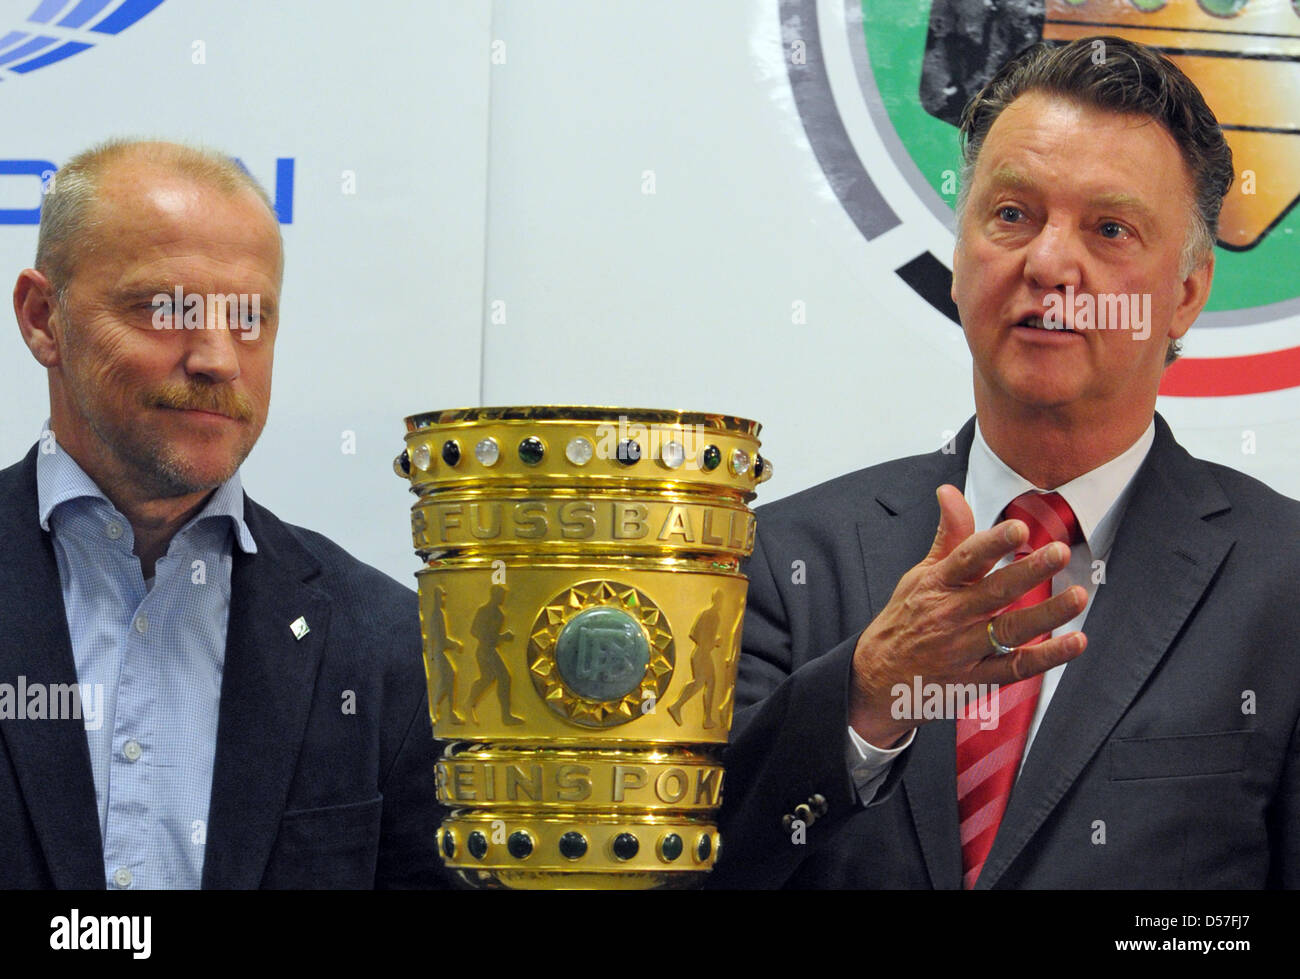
{"left": 1015, "top": 315, "right": 1075, "bottom": 333}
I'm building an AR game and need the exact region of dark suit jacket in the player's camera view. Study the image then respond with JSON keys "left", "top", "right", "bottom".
{"left": 713, "top": 415, "right": 1300, "bottom": 888}
{"left": 0, "top": 446, "right": 446, "bottom": 888}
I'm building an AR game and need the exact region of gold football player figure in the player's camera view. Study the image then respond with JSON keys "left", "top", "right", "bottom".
{"left": 427, "top": 586, "right": 465, "bottom": 724}
{"left": 667, "top": 590, "right": 727, "bottom": 728}
{"left": 466, "top": 585, "right": 524, "bottom": 725}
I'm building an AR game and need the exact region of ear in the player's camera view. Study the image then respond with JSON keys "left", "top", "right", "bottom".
{"left": 13, "top": 268, "right": 63, "bottom": 368}
{"left": 1168, "top": 252, "right": 1214, "bottom": 342}
{"left": 950, "top": 242, "right": 962, "bottom": 307}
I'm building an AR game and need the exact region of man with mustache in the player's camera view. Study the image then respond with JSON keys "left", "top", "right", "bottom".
{"left": 0, "top": 140, "right": 444, "bottom": 888}
{"left": 713, "top": 36, "right": 1300, "bottom": 889}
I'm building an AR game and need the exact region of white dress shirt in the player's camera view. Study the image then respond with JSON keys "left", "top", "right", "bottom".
{"left": 845, "top": 418, "right": 1156, "bottom": 802}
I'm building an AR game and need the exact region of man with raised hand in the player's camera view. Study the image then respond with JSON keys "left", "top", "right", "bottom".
{"left": 714, "top": 36, "right": 1300, "bottom": 889}
{"left": 1, "top": 140, "right": 443, "bottom": 888}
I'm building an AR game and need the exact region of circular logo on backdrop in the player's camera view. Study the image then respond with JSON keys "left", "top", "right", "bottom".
{"left": 782, "top": 0, "right": 1300, "bottom": 395}
{"left": 0, "top": 0, "right": 165, "bottom": 79}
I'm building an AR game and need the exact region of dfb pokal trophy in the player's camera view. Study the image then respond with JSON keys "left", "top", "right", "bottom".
{"left": 394, "top": 406, "right": 771, "bottom": 888}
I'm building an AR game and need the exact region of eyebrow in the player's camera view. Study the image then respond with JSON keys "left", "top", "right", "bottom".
{"left": 984, "top": 168, "right": 1157, "bottom": 223}
{"left": 1084, "top": 192, "right": 1156, "bottom": 224}
{"left": 113, "top": 283, "right": 279, "bottom": 316}
{"left": 987, "top": 167, "right": 1036, "bottom": 193}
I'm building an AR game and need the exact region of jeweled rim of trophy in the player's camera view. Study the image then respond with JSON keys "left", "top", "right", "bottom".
{"left": 397, "top": 406, "right": 770, "bottom": 888}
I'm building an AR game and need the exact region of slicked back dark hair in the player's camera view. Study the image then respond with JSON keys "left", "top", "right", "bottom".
{"left": 956, "top": 35, "right": 1233, "bottom": 277}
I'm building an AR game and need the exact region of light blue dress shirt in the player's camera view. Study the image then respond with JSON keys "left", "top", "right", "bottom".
{"left": 36, "top": 431, "right": 256, "bottom": 889}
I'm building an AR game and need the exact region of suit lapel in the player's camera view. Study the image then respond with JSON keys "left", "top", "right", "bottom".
{"left": 977, "top": 415, "right": 1234, "bottom": 888}
{"left": 902, "top": 721, "right": 962, "bottom": 889}
{"left": 857, "top": 421, "right": 972, "bottom": 889}
{"left": 201, "top": 500, "right": 333, "bottom": 888}
{"left": 0, "top": 448, "right": 105, "bottom": 888}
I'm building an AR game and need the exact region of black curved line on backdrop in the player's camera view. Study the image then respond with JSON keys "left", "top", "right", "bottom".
{"left": 780, "top": 0, "right": 900, "bottom": 241}
{"left": 784, "top": 0, "right": 962, "bottom": 324}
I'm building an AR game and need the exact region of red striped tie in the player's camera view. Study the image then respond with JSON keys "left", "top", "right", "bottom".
{"left": 956, "top": 491, "right": 1081, "bottom": 889}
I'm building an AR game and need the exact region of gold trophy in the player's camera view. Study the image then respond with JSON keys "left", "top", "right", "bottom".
{"left": 394, "top": 406, "right": 771, "bottom": 888}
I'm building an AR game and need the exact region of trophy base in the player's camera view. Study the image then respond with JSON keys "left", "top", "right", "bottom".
{"left": 435, "top": 813, "right": 721, "bottom": 889}
{"left": 450, "top": 869, "right": 708, "bottom": 890}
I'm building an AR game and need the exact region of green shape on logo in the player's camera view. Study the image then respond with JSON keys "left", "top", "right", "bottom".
{"left": 555, "top": 607, "right": 650, "bottom": 701}
{"left": 1197, "top": 0, "right": 1248, "bottom": 16}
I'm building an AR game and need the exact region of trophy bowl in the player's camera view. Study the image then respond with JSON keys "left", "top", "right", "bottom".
{"left": 395, "top": 406, "right": 771, "bottom": 888}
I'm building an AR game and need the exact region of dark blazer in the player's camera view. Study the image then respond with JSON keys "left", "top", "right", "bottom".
{"left": 713, "top": 415, "right": 1300, "bottom": 888}
{"left": 0, "top": 446, "right": 446, "bottom": 888}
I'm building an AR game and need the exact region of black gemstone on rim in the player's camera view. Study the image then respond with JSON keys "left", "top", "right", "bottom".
{"left": 507, "top": 831, "right": 533, "bottom": 859}
{"left": 442, "top": 440, "right": 461, "bottom": 466}
{"left": 441, "top": 831, "right": 455, "bottom": 859}
{"left": 660, "top": 833, "right": 683, "bottom": 861}
{"left": 612, "top": 833, "right": 640, "bottom": 860}
{"left": 753, "top": 454, "right": 764, "bottom": 478}
{"left": 467, "top": 831, "right": 488, "bottom": 860}
{"left": 559, "top": 832, "right": 588, "bottom": 860}
{"left": 616, "top": 439, "right": 642, "bottom": 465}
{"left": 519, "top": 437, "right": 545, "bottom": 465}
{"left": 397, "top": 449, "right": 411, "bottom": 475}
{"left": 702, "top": 445, "right": 721, "bottom": 471}
{"left": 696, "top": 834, "right": 712, "bottom": 861}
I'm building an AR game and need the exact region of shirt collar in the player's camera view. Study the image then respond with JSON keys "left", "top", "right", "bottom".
{"left": 965, "top": 418, "right": 1155, "bottom": 557}
{"left": 35, "top": 423, "right": 257, "bottom": 554}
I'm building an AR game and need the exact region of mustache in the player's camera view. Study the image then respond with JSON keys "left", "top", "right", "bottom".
{"left": 148, "top": 383, "right": 256, "bottom": 422}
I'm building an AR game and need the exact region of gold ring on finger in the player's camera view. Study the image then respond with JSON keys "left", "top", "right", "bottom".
{"left": 987, "top": 619, "right": 1018, "bottom": 656}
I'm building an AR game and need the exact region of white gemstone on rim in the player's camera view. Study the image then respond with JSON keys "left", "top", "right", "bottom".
{"left": 475, "top": 438, "right": 501, "bottom": 466}
{"left": 730, "top": 449, "right": 750, "bottom": 476}
{"left": 661, "top": 440, "right": 686, "bottom": 469}
{"left": 565, "top": 437, "right": 594, "bottom": 465}
{"left": 411, "top": 443, "right": 432, "bottom": 471}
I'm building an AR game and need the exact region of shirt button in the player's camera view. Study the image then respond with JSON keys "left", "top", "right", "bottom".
{"left": 105, "top": 521, "right": 124, "bottom": 540}
{"left": 122, "top": 739, "right": 142, "bottom": 762}
{"left": 113, "top": 867, "right": 132, "bottom": 888}
{"left": 133, "top": 614, "right": 149, "bottom": 635}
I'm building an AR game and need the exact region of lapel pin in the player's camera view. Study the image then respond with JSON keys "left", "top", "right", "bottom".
{"left": 289, "top": 616, "right": 310, "bottom": 640}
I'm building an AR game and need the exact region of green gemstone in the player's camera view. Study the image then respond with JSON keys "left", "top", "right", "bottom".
{"left": 612, "top": 833, "right": 639, "bottom": 860}
{"left": 507, "top": 831, "right": 533, "bottom": 859}
{"left": 696, "top": 834, "right": 712, "bottom": 861}
{"left": 559, "top": 832, "right": 588, "bottom": 860}
{"left": 702, "top": 445, "right": 721, "bottom": 471}
{"left": 660, "top": 833, "right": 683, "bottom": 861}
{"left": 518, "top": 436, "right": 545, "bottom": 465}
{"left": 616, "top": 439, "right": 641, "bottom": 466}
{"left": 442, "top": 831, "right": 456, "bottom": 859}
{"left": 467, "top": 831, "right": 487, "bottom": 859}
